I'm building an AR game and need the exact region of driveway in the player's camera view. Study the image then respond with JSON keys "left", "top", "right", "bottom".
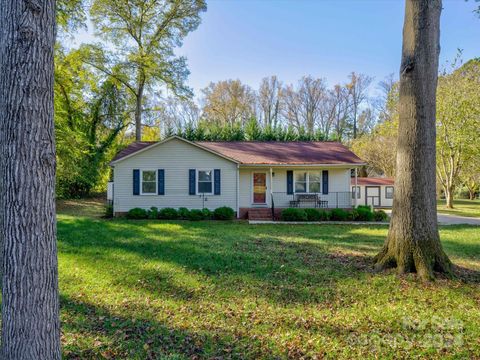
{"left": 384, "top": 210, "right": 480, "bottom": 225}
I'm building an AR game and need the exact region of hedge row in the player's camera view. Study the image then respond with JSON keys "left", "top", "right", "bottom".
{"left": 127, "top": 206, "right": 235, "bottom": 221}
{"left": 280, "top": 205, "right": 388, "bottom": 222}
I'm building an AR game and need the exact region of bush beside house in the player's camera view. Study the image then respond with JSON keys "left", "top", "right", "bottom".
{"left": 126, "top": 206, "right": 235, "bottom": 221}
{"left": 280, "top": 206, "right": 388, "bottom": 222}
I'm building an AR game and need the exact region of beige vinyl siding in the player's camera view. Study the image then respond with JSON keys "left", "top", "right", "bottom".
{"left": 113, "top": 138, "right": 238, "bottom": 213}
{"left": 239, "top": 167, "right": 352, "bottom": 208}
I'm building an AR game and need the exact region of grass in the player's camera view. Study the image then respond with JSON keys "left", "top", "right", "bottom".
{"left": 437, "top": 199, "right": 480, "bottom": 218}
{"left": 56, "top": 199, "right": 480, "bottom": 359}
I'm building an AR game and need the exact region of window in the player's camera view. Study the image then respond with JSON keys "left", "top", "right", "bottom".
{"left": 352, "top": 186, "right": 361, "bottom": 199}
{"left": 295, "top": 171, "right": 321, "bottom": 193}
{"left": 141, "top": 170, "right": 157, "bottom": 195}
{"left": 385, "top": 186, "right": 394, "bottom": 199}
{"left": 197, "top": 169, "right": 213, "bottom": 194}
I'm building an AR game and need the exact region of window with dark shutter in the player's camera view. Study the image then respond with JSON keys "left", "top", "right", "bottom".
{"left": 189, "top": 169, "right": 196, "bottom": 195}
{"left": 133, "top": 169, "right": 140, "bottom": 195}
{"left": 158, "top": 169, "right": 165, "bottom": 195}
{"left": 322, "top": 170, "right": 329, "bottom": 194}
{"left": 287, "top": 170, "right": 293, "bottom": 195}
{"left": 214, "top": 169, "right": 221, "bottom": 195}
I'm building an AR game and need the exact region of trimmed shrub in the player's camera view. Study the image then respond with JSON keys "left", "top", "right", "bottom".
{"left": 304, "top": 208, "right": 321, "bottom": 221}
{"left": 329, "top": 208, "right": 349, "bottom": 221}
{"left": 202, "top": 208, "right": 213, "bottom": 220}
{"left": 158, "top": 207, "right": 178, "bottom": 220}
{"left": 187, "top": 209, "right": 204, "bottom": 221}
{"left": 373, "top": 210, "right": 389, "bottom": 222}
{"left": 317, "top": 209, "right": 331, "bottom": 221}
{"left": 178, "top": 207, "right": 190, "bottom": 219}
{"left": 355, "top": 205, "right": 374, "bottom": 221}
{"left": 281, "top": 208, "right": 308, "bottom": 221}
{"left": 147, "top": 207, "right": 159, "bottom": 219}
{"left": 213, "top": 206, "right": 235, "bottom": 220}
{"left": 104, "top": 204, "right": 113, "bottom": 218}
{"left": 127, "top": 207, "right": 148, "bottom": 219}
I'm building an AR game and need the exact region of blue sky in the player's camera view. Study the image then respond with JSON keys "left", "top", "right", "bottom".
{"left": 77, "top": 0, "right": 480, "bottom": 97}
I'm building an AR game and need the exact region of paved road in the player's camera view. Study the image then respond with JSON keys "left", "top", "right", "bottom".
{"left": 384, "top": 210, "right": 480, "bottom": 225}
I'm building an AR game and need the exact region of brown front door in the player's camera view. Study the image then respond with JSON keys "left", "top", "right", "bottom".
{"left": 253, "top": 172, "right": 267, "bottom": 204}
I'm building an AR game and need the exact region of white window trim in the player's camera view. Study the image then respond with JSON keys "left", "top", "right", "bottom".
{"left": 352, "top": 186, "right": 361, "bottom": 199}
{"left": 140, "top": 169, "right": 157, "bottom": 195}
{"left": 385, "top": 186, "right": 394, "bottom": 199}
{"left": 196, "top": 169, "right": 214, "bottom": 195}
{"left": 294, "top": 170, "right": 322, "bottom": 194}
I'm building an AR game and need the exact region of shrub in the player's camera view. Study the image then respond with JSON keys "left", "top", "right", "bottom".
{"left": 304, "top": 208, "right": 321, "bottom": 221}
{"left": 317, "top": 209, "right": 330, "bottom": 221}
{"left": 158, "top": 207, "right": 178, "bottom": 220}
{"left": 373, "top": 210, "right": 389, "bottom": 222}
{"left": 187, "top": 209, "right": 204, "bottom": 221}
{"left": 147, "top": 207, "right": 159, "bottom": 219}
{"left": 355, "top": 205, "right": 374, "bottom": 221}
{"left": 213, "top": 206, "right": 235, "bottom": 220}
{"left": 281, "top": 208, "right": 308, "bottom": 221}
{"left": 349, "top": 208, "right": 359, "bottom": 221}
{"left": 178, "top": 207, "right": 190, "bottom": 219}
{"left": 202, "top": 208, "right": 213, "bottom": 220}
{"left": 329, "top": 208, "right": 349, "bottom": 221}
{"left": 104, "top": 204, "right": 113, "bottom": 218}
{"left": 127, "top": 207, "right": 148, "bottom": 219}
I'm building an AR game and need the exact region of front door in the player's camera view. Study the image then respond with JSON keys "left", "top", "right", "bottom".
{"left": 253, "top": 172, "right": 267, "bottom": 204}
{"left": 366, "top": 186, "right": 380, "bottom": 207}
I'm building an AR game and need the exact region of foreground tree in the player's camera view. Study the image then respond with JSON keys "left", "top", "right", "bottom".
{"left": 374, "top": 0, "right": 451, "bottom": 280}
{"left": 0, "top": 0, "right": 61, "bottom": 358}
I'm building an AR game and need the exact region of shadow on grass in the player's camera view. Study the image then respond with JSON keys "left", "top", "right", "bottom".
{"left": 60, "top": 294, "right": 275, "bottom": 359}
{"left": 58, "top": 219, "right": 383, "bottom": 306}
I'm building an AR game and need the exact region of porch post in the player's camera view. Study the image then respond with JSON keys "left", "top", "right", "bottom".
{"left": 354, "top": 167, "right": 358, "bottom": 207}
{"left": 269, "top": 167, "right": 273, "bottom": 203}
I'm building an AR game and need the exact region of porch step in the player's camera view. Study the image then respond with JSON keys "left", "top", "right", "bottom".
{"left": 248, "top": 208, "right": 273, "bottom": 220}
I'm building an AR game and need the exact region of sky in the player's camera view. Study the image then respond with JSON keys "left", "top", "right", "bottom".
{"left": 76, "top": 0, "right": 480, "bottom": 97}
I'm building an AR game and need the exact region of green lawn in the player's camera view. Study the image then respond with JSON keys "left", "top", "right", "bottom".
{"left": 437, "top": 199, "right": 480, "bottom": 218}
{"left": 56, "top": 201, "right": 480, "bottom": 359}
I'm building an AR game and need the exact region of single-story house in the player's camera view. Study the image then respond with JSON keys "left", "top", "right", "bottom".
{"left": 351, "top": 177, "right": 395, "bottom": 208}
{"left": 109, "top": 136, "right": 366, "bottom": 219}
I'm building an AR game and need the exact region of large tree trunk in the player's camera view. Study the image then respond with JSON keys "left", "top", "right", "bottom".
{"left": 0, "top": 0, "right": 61, "bottom": 358}
{"left": 135, "top": 75, "right": 145, "bottom": 141}
{"left": 374, "top": 0, "right": 451, "bottom": 281}
{"left": 444, "top": 185, "right": 454, "bottom": 209}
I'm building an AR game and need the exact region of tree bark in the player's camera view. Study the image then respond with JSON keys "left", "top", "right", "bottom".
{"left": 135, "top": 74, "right": 145, "bottom": 141}
{"left": 374, "top": 0, "right": 452, "bottom": 280}
{"left": 0, "top": 0, "right": 61, "bottom": 358}
{"left": 445, "top": 185, "right": 454, "bottom": 209}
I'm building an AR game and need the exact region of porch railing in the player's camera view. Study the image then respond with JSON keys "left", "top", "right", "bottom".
{"left": 271, "top": 192, "right": 353, "bottom": 210}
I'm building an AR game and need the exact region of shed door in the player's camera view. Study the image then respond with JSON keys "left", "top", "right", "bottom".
{"left": 366, "top": 186, "right": 380, "bottom": 207}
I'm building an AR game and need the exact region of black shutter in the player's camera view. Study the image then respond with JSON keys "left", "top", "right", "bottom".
{"left": 133, "top": 169, "right": 140, "bottom": 195}
{"left": 287, "top": 170, "right": 293, "bottom": 195}
{"left": 158, "top": 169, "right": 165, "bottom": 195}
{"left": 322, "top": 170, "right": 329, "bottom": 194}
{"left": 189, "top": 169, "right": 196, "bottom": 195}
{"left": 214, "top": 169, "right": 221, "bottom": 195}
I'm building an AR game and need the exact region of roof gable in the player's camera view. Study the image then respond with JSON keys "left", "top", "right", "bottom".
{"left": 110, "top": 136, "right": 240, "bottom": 165}
{"left": 111, "top": 136, "right": 365, "bottom": 166}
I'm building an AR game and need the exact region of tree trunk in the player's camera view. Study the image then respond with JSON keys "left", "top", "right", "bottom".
{"left": 135, "top": 76, "right": 145, "bottom": 141}
{"left": 374, "top": 0, "right": 451, "bottom": 280}
{"left": 445, "top": 186, "right": 454, "bottom": 209}
{"left": 0, "top": 0, "right": 61, "bottom": 358}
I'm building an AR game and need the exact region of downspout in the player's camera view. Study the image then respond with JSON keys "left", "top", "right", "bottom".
{"left": 270, "top": 167, "right": 274, "bottom": 220}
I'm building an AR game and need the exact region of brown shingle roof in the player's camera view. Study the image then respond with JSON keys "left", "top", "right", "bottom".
{"left": 111, "top": 137, "right": 365, "bottom": 165}
{"left": 197, "top": 141, "right": 364, "bottom": 165}
{"left": 351, "top": 177, "right": 394, "bottom": 186}
{"left": 111, "top": 141, "right": 156, "bottom": 162}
